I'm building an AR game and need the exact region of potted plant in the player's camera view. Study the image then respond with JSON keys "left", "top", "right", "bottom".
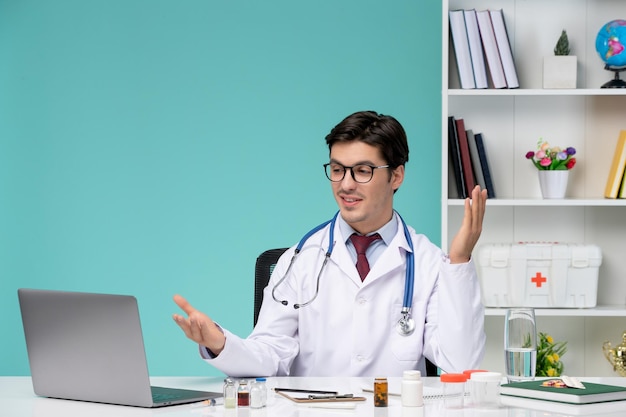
{"left": 525, "top": 138, "right": 577, "bottom": 198}
{"left": 536, "top": 332, "right": 568, "bottom": 377}
{"left": 543, "top": 30, "right": 578, "bottom": 89}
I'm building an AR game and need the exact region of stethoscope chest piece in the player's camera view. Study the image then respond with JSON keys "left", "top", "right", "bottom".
{"left": 396, "top": 309, "right": 415, "bottom": 336}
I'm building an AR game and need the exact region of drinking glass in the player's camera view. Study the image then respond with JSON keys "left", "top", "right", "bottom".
{"left": 504, "top": 308, "right": 537, "bottom": 382}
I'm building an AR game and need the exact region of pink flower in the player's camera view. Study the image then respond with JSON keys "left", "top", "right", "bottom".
{"left": 540, "top": 157, "right": 552, "bottom": 167}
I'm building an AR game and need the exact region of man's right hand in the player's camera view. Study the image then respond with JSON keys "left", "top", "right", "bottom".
{"left": 172, "top": 294, "right": 226, "bottom": 356}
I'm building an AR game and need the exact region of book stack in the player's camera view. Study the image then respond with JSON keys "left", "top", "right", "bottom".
{"left": 604, "top": 130, "right": 626, "bottom": 199}
{"left": 449, "top": 8, "right": 519, "bottom": 89}
{"left": 448, "top": 116, "right": 495, "bottom": 199}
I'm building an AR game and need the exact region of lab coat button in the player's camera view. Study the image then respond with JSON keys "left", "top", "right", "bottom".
{"left": 356, "top": 355, "right": 365, "bottom": 361}
{"left": 357, "top": 298, "right": 367, "bottom": 305}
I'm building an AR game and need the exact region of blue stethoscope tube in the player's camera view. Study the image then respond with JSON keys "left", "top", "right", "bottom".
{"left": 271, "top": 211, "right": 416, "bottom": 336}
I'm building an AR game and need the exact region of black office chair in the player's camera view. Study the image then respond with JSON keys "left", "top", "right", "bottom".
{"left": 253, "top": 247, "right": 438, "bottom": 376}
{"left": 254, "top": 248, "right": 289, "bottom": 326}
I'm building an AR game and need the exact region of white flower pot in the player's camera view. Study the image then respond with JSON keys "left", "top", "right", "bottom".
{"left": 538, "top": 170, "right": 569, "bottom": 199}
{"left": 543, "top": 56, "right": 577, "bottom": 89}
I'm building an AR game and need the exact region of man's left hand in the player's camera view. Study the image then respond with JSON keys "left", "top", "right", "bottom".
{"left": 448, "top": 185, "right": 488, "bottom": 264}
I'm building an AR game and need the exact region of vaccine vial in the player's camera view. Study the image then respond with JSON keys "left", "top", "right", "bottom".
{"left": 440, "top": 373, "right": 467, "bottom": 408}
{"left": 470, "top": 371, "right": 502, "bottom": 408}
{"left": 223, "top": 378, "right": 236, "bottom": 409}
{"left": 401, "top": 370, "right": 423, "bottom": 407}
{"left": 249, "top": 379, "right": 263, "bottom": 409}
{"left": 374, "top": 377, "right": 388, "bottom": 407}
{"left": 255, "top": 377, "right": 268, "bottom": 407}
{"left": 237, "top": 379, "right": 250, "bottom": 407}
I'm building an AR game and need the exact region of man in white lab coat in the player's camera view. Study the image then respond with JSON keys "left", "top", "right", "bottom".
{"left": 173, "top": 110, "right": 487, "bottom": 377}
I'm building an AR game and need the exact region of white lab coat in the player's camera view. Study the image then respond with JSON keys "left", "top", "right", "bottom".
{"left": 206, "top": 214, "right": 485, "bottom": 377}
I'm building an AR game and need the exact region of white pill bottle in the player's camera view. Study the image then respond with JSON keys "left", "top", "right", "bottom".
{"left": 401, "top": 370, "right": 424, "bottom": 407}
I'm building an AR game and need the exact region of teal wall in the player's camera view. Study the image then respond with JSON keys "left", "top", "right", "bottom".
{"left": 0, "top": 0, "right": 441, "bottom": 376}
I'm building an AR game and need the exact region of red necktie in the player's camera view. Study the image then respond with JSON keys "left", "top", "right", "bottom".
{"left": 350, "top": 233, "right": 381, "bottom": 281}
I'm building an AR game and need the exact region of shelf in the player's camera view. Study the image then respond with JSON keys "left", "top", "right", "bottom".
{"left": 448, "top": 89, "right": 626, "bottom": 97}
{"left": 444, "top": 0, "right": 626, "bottom": 377}
{"left": 447, "top": 198, "right": 626, "bottom": 207}
{"left": 485, "top": 305, "right": 626, "bottom": 317}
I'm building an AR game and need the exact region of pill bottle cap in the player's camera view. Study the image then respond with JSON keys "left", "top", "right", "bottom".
{"left": 403, "top": 370, "right": 422, "bottom": 380}
{"left": 256, "top": 377, "right": 266, "bottom": 382}
{"left": 440, "top": 373, "right": 467, "bottom": 383}
{"left": 470, "top": 371, "right": 502, "bottom": 382}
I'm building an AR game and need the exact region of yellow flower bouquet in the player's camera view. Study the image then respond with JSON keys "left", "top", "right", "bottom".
{"left": 536, "top": 332, "right": 567, "bottom": 377}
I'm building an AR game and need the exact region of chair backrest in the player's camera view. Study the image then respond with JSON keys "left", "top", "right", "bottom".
{"left": 252, "top": 247, "right": 438, "bottom": 376}
{"left": 254, "top": 248, "right": 288, "bottom": 326}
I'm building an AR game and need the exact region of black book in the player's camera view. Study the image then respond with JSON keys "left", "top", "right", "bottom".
{"left": 447, "top": 116, "right": 466, "bottom": 198}
{"left": 467, "top": 129, "right": 486, "bottom": 191}
{"left": 474, "top": 132, "right": 496, "bottom": 198}
{"left": 455, "top": 118, "right": 477, "bottom": 196}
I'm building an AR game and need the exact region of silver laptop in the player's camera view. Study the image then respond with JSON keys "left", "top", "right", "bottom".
{"left": 18, "top": 288, "right": 221, "bottom": 407}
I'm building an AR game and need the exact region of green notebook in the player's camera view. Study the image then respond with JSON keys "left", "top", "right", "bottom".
{"left": 501, "top": 380, "right": 626, "bottom": 404}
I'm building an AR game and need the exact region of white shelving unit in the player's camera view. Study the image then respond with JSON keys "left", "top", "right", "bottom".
{"left": 443, "top": 0, "right": 626, "bottom": 376}
{"left": 485, "top": 306, "right": 626, "bottom": 317}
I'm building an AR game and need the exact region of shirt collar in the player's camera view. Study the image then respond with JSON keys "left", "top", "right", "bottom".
{"left": 338, "top": 211, "right": 398, "bottom": 246}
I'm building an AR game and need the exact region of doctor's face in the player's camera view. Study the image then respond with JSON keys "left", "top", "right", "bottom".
{"left": 328, "top": 141, "right": 404, "bottom": 235}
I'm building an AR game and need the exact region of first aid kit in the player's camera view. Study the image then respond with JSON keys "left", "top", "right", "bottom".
{"left": 476, "top": 243, "right": 602, "bottom": 308}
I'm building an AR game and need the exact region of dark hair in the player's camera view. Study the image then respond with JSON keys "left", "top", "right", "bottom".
{"left": 325, "top": 110, "right": 409, "bottom": 168}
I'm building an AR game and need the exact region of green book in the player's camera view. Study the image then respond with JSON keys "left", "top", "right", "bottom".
{"left": 501, "top": 380, "right": 626, "bottom": 404}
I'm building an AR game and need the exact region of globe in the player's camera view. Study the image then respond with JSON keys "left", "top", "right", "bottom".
{"left": 596, "top": 20, "right": 626, "bottom": 66}
{"left": 595, "top": 19, "right": 626, "bottom": 87}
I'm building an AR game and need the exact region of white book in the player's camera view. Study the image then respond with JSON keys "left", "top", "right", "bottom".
{"left": 489, "top": 9, "right": 519, "bottom": 88}
{"left": 476, "top": 10, "right": 506, "bottom": 89}
{"left": 464, "top": 9, "right": 488, "bottom": 89}
{"left": 449, "top": 9, "right": 476, "bottom": 89}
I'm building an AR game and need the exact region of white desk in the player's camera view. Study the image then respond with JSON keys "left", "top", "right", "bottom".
{"left": 2, "top": 376, "right": 626, "bottom": 417}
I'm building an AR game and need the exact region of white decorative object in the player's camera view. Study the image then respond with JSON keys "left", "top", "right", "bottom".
{"left": 543, "top": 56, "right": 577, "bottom": 89}
{"left": 538, "top": 170, "right": 569, "bottom": 199}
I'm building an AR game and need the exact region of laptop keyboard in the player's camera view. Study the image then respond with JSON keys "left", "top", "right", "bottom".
{"left": 152, "top": 386, "right": 199, "bottom": 402}
{"left": 152, "top": 392, "right": 181, "bottom": 402}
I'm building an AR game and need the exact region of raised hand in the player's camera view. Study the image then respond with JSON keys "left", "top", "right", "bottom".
{"left": 448, "top": 185, "right": 488, "bottom": 264}
{"left": 172, "top": 294, "right": 226, "bottom": 355}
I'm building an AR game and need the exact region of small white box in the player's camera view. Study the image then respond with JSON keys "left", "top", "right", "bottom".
{"left": 543, "top": 55, "right": 577, "bottom": 89}
{"left": 477, "top": 243, "right": 602, "bottom": 308}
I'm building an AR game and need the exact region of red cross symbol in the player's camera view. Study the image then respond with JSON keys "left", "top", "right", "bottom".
{"left": 531, "top": 272, "right": 547, "bottom": 287}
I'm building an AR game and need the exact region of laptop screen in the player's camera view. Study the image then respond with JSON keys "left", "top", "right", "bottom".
{"left": 18, "top": 288, "right": 219, "bottom": 407}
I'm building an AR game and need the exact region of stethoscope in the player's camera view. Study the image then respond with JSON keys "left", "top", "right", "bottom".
{"left": 271, "top": 210, "right": 416, "bottom": 336}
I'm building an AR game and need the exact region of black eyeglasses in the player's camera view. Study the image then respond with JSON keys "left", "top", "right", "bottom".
{"left": 323, "top": 163, "right": 390, "bottom": 184}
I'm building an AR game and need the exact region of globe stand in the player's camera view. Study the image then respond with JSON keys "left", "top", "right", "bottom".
{"left": 601, "top": 65, "right": 626, "bottom": 88}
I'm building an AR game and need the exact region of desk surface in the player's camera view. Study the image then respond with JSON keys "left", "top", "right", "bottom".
{"left": 3, "top": 376, "right": 626, "bottom": 417}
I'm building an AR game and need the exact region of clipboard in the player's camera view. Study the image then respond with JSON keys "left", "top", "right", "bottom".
{"left": 274, "top": 388, "right": 366, "bottom": 403}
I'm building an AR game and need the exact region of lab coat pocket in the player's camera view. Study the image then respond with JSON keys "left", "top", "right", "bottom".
{"left": 389, "top": 301, "right": 425, "bottom": 361}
